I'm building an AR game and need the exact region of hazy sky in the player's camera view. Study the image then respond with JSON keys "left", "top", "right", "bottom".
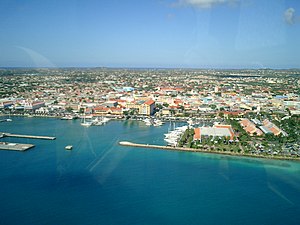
{"left": 0, "top": 0, "right": 299, "bottom": 68}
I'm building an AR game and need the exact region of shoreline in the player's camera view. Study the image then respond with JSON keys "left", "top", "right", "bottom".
{"left": 2, "top": 115, "right": 299, "bottom": 161}
{"left": 119, "top": 141, "right": 300, "bottom": 162}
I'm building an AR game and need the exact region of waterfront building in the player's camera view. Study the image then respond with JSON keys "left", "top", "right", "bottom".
{"left": 0, "top": 99, "right": 14, "bottom": 108}
{"left": 126, "top": 99, "right": 155, "bottom": 116}
{"left": 93, "top": 106, "right": 123, "bottom": 116}
{"left": 24, "top": 101, "right": 45, "bottom": 110}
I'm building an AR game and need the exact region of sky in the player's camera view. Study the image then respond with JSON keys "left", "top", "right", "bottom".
{"left": 0, "top": 0, "right": 299, "bottom": 69}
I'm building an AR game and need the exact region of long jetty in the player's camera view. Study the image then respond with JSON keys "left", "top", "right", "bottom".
{"left": 119, "top": 141, "right": 300, "bottom": 161}
{"left": 1, "top": 133, "right": 56, "bottom": 140}
{"left": 119, "top": 141, "right": 201, "bottom": 152}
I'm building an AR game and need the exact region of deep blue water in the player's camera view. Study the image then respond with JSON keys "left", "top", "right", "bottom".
{"left": 0, "top": 117, "right": 300, "bottom": 225}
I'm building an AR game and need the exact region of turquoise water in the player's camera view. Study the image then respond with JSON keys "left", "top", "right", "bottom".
{"left": 1, "top": 117, "right": 300, "bottom": 225}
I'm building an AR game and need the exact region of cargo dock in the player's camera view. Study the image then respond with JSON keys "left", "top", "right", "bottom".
{"left": 0, "top": 142, "right": 34, "bottom": 151}
{"left": 1, "top": 133, "right": 56, "bottom": 140}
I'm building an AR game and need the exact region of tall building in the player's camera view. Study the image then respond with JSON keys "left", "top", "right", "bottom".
{"left": 126, "top": 99, "right": 155, "bottom": 116}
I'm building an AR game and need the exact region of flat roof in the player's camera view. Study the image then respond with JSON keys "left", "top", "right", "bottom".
{"left": 200, "top": 127, "right": 232, "bottom": 137}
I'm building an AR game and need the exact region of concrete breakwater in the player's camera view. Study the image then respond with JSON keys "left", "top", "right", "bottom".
{"left": 119, "top": 141, "right": 300, "bottom": 161}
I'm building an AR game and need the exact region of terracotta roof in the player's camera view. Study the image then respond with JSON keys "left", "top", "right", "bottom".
{"left": 194, "top": 128, "right": 201, "bottom": 140}
{"left": 144, "top": 99, "right": 155, "bottom": 105}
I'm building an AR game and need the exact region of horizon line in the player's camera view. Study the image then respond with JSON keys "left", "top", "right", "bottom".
{"left": 1, "top": 66, "right": 300, "bottom": 71}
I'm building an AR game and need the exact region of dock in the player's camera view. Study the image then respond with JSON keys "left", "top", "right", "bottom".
{"left": 0, "top": 142, "right": 34, "bottom": 151}
{"left": 1, "top": 133, "right": 56, "bottom": 140}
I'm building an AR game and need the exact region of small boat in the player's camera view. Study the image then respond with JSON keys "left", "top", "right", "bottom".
{"left": 65, "top": 145, "right": 73, "bottom": 150}
{"left": 81, "top": 115, "right": 93, "bottom": 126}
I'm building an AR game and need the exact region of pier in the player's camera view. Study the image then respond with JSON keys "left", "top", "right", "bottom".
{"left": 0, "top": 132, "right": 55, "bottom": 151}
{"left": 1, "top": 133, "right": 56, "bottom": 140}
{"left": 0, "top": 142, "right": 34, "bottom": 151}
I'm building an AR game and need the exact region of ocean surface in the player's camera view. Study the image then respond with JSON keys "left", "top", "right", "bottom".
{"left": 0, "top": 117, "right": 300, "bottom": 225}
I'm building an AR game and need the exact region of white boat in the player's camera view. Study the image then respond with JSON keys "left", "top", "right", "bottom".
{"left": 102, "top": 117, "right": 110, "bottom": 123}
{"left": 163, "top": 124, "right": 187, "bottom": 146}
{"left": 61, "top": 115, "right": 74, "bottom": 120}
{"left": 153, "top": 119, "right": 163, "bottom": 126}
{"left": 92, "top": 117, "right": 110, "bottom": 126}
{"left": 92, "top": 117, "right": 103, "bottom": 126}
{"left": 81, "top": 121, "right": 92, "bottom": 127}
{"left": 143, "top": 118, "right": 152, "bottom": 125}
{"left": 6, "top": 112, "right": 12, "bottom": 122}
{"left": 164, "top": 138, "right": 177, "bottom": 146}
{"left": 65, "top": 145, "right": 73, "bottom": 150}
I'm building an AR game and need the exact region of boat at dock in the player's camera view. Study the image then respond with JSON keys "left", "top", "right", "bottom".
{"left": 81, "top": 121, "right": 93, "bottom": 127}
{"left": 153, "top": 119, "right": 164, "bottom": 126}
{"left": 163, "top": 124, "right": 188, "bottom": 146}
{"left": 92, "top": 117, "right": 111, "bottom": 126}
{"left": 143, "top": 118, "right": 152, "bottom": 126}
{"left": 61, "top": 115, "right": 75, "bottom": 120}
{"left": 81, "top": 115, "right": 93, "bottom": 127}
{"left": 142, "top": 118, "right": 164, "bottom": 126}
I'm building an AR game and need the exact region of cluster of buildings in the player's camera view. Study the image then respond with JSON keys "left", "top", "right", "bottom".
{"left": 0, "top": 68, "right": 299, "bottom": 121}
{"left": 240, "top": 118, "right": 287, "bottom": 136}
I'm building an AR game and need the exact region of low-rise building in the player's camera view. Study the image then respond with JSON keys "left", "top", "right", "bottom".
{"left": 240, "top": 118, "right": 263, "bottom": 136}
{"left": 24, "top": 101, "right": 45, "bottom": 110}
{"left": 0, "top": 99, "right": 14, "bottom": 108}
{"left": 261, "top": 119, "right": 283, "bottom": 136}
{"left": 194, "top": 125, "right": 235, "bottom": 142}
